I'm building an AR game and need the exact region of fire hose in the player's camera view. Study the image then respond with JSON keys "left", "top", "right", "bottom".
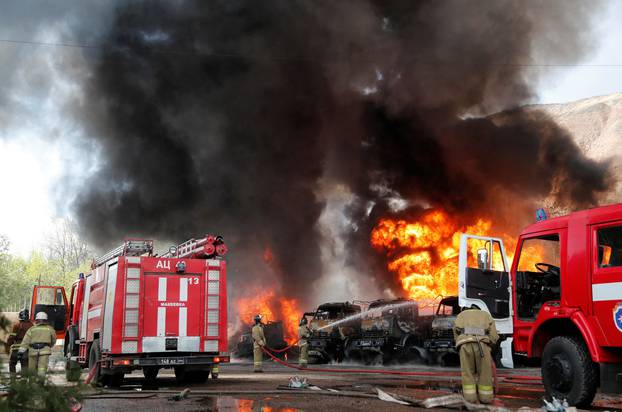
{"left": 260, "top": 346, "right": 541, "bottom": 391}
{"left": 264, "top": 338, "right": 301, "bottom": 353}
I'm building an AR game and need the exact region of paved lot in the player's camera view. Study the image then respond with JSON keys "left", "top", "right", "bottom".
{"left": 3, "top": 354, "right": 620, "bottom": 411}
{"left": 80, "top": 361, "right": 621, "bottom": 411}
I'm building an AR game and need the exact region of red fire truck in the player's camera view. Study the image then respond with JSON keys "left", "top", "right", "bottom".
{"left": 31, "top": 235, "right": 230, "bottom": 385}
{"left": 458, "top": 204, "right": 622, "bottom": 406}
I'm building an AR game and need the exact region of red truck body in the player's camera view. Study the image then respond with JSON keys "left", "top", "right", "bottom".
{"left": 33, "top": 236, "right": 229, "bottom": 384}
{"left": 459, "top": 203, "right": 622, "bottom": 406}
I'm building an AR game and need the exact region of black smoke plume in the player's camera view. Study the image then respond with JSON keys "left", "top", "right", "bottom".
{"left": 71, "top": 0, "right": 611, "bottom": 304}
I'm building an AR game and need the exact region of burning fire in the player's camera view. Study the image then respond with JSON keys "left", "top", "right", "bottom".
{"left": 371, "top": 209, "right": 519, "bottom": 302}
{"left": 236, "top": 289, "right": 301, "bottom": 344}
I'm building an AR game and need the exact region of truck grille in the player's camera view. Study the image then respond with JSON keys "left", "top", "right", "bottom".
{"left": 362, "top": 330, "right": 387, "bottom": 338}
{"left": 432, "top": 329, "right": 454, "bottom": 340}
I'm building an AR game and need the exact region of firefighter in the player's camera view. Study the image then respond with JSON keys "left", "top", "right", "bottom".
{"left": 6, "top": 309, "right": 34, "bottom": 379}
{"left": 453, "top": 306, "right": 499, "bottom": 404}
{"left": 251, "top": 314, "right": 266, "bottom": 373}
{"left": 298, "top": 317, "right": 312, "bottom": 368}
{"left": 19, "top": 312, "right": 57, "bottom": 378}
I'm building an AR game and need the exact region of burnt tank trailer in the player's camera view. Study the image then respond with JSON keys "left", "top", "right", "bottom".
{"left": 346, "top": 298, "right": 432, "bottom": 364}
{"left": 307, "top": 302, "right": 361, "bottom": 363}
{"left": 423, "top": 296, "right": 462, "bottom": 365}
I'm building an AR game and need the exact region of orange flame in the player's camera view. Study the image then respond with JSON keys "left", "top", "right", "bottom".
{"left": 371, "top": 209, "right": 519, "bottom": 301}
{"left": 236, "top": 289, "right": 301, "bottom": 344}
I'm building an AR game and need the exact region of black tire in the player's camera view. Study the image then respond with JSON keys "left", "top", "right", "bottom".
{"left": 64, "top": 326, "right": 78, "bottom": 358}
{"left": 88, "top": 339, "right": 102, "bottom": 385}
{"left": 108, "top": 372, "right": 124, "bottom": 387}
{"left": 174, "top": 367, "right": 209, "bottom": 383}
{"left": 541, "top": 336, "right": 599, "bottom": 407}
{"left": 143, "top": 367, "right": 159, "bottom": 381}
{"left": 190, "top": 370, "right": 210, "bottom": 383}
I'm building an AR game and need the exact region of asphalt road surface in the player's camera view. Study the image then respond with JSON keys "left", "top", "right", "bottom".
{"left": 78, "top": 360, "right": 622, "bottom": 412}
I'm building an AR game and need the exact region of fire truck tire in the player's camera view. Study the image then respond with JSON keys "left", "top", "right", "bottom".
{"left": 143, "top": 367, "right": 159, "bottom": 381}
{"left": 541, "top": 336, "right": 598, "bottom": 407}
{"left": 108, "top": 372, "right": 124, "bottom": 387}
{"left": 174, "top": 367, "right": 209, "bottom": 383}
{"left": 64, "top": 326, "right": 78, "bottom": 357}
{"left": 88, "top": 339, "right": 103, "bottom": 385}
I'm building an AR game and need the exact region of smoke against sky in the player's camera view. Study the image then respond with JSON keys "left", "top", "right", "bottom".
{"left": 0, "top": 1, "right": 615, "bottom": 306}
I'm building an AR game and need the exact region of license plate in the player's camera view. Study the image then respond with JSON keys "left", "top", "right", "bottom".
{"left": 157, "top": 357, "right": 185, "bottom": 365}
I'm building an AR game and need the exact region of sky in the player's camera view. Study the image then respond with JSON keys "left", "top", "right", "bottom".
{"left": 1, "top": 1, "right": 622, "bottom": 256}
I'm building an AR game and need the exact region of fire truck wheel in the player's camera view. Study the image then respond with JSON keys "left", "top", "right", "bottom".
{"left": 174, "top": 367, "right": 209, "bottom": 383}
{"left": 64, "top": 326, "right": 78, "bottom": 358}
{"left": 88, "top": 339, "right": 102, "bottom": 385}
{"left": 143, "top": 367, "right": 159, "bottom": 381}
{"left": 108, "top": 373, "right": 124, "bottom": 387}
{"left": 541, "top": 336, "right": 598, "bottom": 407}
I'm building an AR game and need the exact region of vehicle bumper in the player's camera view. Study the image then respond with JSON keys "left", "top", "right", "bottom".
{"left": 424, "top": 339, "right": 456, "bottom": 352}
{"left": 101, "top": 353, "right": 229, "bottom": 371}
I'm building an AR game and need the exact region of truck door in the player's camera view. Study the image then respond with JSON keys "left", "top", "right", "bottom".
{"left": 458, "top": 234, "right": 513, "bottom": 367}
{"left": 142, "top": 271, "right": 203, "bottom": 352}
{"left": 591, "top": 222, "right": 622, "bottom": 346}
{"left": 30, "top": 285, "right": 69, "bottom": 339}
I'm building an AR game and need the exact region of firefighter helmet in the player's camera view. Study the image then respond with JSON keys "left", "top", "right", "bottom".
{"left": 299, "top": 317, "right": 308, "bottom": 326}
{"left": 18, "top": 309, "right": 29, "bottom": 321}
{"left": 35, "top": 312, "right": 48, "bottom": 321}
{"left": 254, "top": 314, "right": 262, "bottom": 324}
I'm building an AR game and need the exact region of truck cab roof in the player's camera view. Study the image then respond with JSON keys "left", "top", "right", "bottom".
{"left": 521, "top": 203, "right": 622, "bottom": 236}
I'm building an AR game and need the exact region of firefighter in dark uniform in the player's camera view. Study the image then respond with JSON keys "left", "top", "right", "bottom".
{"left": 453, "top": 306, "right": 499, "bottom": 404}
{"left": 6, "top": 309, "right": 33, "bottom": 379}
{"left": 298, "top": 317, "right": 312, "bottom": 368}
{"left": 19, "top": 312, "right": 57, "bottom": 378}
{"left": 251, "top": 314, "right": 266, "bottom": 373}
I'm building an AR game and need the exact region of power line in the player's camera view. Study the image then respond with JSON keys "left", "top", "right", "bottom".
{"left": 2, "top": 37, "right": 622, "bottom": 67}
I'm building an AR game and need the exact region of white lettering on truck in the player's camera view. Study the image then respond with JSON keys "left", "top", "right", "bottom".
{"left": 156, "top": 260, "right": 171, "bottom": 270}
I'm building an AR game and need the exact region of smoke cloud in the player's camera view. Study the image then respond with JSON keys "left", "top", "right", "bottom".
{"left": 60, "top": 0, "right": 611, "bottom": 304}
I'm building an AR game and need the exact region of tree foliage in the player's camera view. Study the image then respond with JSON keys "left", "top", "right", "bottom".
{"left": 0, "top": 220, "right": 92, "bottom": 311}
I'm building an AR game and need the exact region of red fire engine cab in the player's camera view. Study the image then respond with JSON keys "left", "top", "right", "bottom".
{"left": 31, "top": 235, "right": 230, "bottom": 385}
{"left": 458, "top": 204, "right": 622, "bottom": 406}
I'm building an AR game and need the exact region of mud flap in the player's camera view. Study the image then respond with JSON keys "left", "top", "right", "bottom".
{"left": 500, "top": 338, "right": 514, "bottom": 368}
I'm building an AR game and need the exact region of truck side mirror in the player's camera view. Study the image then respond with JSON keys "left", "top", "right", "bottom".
{"left": 477, "top": 248, "right": 489, "bottom": 270}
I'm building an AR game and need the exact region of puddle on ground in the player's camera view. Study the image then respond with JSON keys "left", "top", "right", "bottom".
{"left": 203, "top": 396, "right": 299, "bottom": 412}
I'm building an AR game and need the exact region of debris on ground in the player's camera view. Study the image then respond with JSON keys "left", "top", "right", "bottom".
{"left": 168, "top": 388, "right": 190, "bottom": 401}
{"left": 288, "top": 376, "right": 309, "bottom": 389}
{"left": 376, "top": 388, "right": 411, "bottom": 405}
{"left": 542, "top": 397, "right": 573, "bottom": 412}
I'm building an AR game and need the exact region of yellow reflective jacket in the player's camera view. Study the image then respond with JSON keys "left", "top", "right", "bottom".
{"left": 298, "top": 325, "right": 311, "bottom": 346}
{"left": 21, "top": 323, "right": 56, "bottom": 351}
{"left": 453, "top": 308, "right": 498, "bottom": 347}
{"left": 252, "top": 324, "right": 266, "bottom": 348}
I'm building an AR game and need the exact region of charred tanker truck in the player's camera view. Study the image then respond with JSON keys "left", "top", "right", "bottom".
{"left": 306, "top": 302, "right": 362, "bottom": 363}
{"left": 346, "top": 298, "right": 432, "bottom": 364}
{"left": 31, "top": 236, "right": 230, "bottom": 385}
{"left": 459, "top": 204, "right": 622, "bottom": 407}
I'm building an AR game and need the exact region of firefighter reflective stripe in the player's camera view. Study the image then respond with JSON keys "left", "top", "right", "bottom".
{"left": 157, "top": 307, "right": 166, "bottom": 336}
{"left": 179, "top": 307, "right": 187, "bottom": 336}
{"left": 462, "top": 384, "right": 477, "bottom": 394}
{"left": 478, "top": 385, "right": 493, "bottom": 395}
{"left": 463, "top": 326, "right": 485, "bottom": 336}
{"left": 158, "top": 277, "right": 167, "bottom": 301}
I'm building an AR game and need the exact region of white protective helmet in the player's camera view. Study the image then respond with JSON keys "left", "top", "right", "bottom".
{"left": 35, "top": 312, "right": 48, "bottom": 321}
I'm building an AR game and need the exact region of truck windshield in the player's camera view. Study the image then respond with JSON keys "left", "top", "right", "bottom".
{"left": 37, "top": 288, "right": 64, "bottom": 305}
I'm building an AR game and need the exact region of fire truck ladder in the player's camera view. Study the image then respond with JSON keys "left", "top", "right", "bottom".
{"left": 162, "top": 234, "right": 227, "bottom": 259}
{"left": 93, "top": 239, "right": 154, "bottom": 268}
